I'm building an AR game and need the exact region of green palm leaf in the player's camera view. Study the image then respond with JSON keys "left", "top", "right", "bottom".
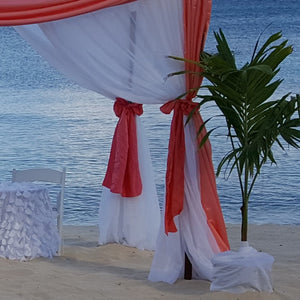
{"left": 170, "top": 29, "right": 299, "bottom": 241}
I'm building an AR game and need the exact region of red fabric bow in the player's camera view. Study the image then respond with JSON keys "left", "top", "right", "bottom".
{"left": 103, "top": 97, "right": 143, "bottom": 197}
{"left": 160, "top": 99, "right": 199, "bottom": 233}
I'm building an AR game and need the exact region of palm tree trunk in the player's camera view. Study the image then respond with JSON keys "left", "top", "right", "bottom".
{"left": 240, "top": 198, "right": 248, "bottom": 241}
{"left": 241, "top": 162, "right": 249, "bottom": 241}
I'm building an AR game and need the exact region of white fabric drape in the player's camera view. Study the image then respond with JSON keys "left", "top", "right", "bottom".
{"left": 15, "top": 0, "right": 223, "bottom": 281}
{"left": 210, "top": 243, "right": 274, "bottom": 293}
{"left": 15, "top": 0, "right": 185, "bottom": 251}
{"left": 99, "top": 117, "right": 160, "bottom": 250}
{"left": 16, "top": 0, "right": 185, "bottom": 103}
{"left": 148, "top": 117, "right": 220, "bottom": 283}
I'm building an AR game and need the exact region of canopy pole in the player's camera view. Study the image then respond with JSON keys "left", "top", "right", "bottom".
{"left": 184, "top": 253, "right": 192, "bottom": 280}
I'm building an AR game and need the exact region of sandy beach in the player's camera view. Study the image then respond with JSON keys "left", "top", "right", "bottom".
{"left": 0, "top": 224, "right": 299, "bottom": 300}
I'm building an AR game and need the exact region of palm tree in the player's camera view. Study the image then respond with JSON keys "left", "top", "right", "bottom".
{"left": 171, "top": 30, "right": 300, "bottom": 242}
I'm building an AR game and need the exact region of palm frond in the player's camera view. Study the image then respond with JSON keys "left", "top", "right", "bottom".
{"left": 169, "top": 29, "right": 299, "bottom": 241}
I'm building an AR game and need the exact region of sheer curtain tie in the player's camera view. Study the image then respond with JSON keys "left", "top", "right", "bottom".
{"left": 103, "top": 97, "right": 143, "bottom": 197}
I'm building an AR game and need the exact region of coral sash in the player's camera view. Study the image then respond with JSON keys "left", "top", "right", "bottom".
{"left": 0, "top": 0, "right": 136, "bottom": 25}
{"left": 103, "top": 98, "right": 143, "bottom": 197}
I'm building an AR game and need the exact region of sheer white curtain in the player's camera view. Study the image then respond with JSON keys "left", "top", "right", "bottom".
{"left": 15, "top": 0, "right": 185, "bottom": 251}
{"left": 16, "top": 0, "right": 185, "bottom": 103}
{"left": 15, "top": 0, "right": 222, "bottom": 280}
{"left": 148, "top": 117, "right": 220, "bottom": 283}
{"left": 99, "top": 117, "right": 159, "bottom": 250}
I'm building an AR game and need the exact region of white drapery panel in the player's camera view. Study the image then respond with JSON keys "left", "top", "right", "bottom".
{"left": 15, "top": 0, "right": 185, "bottom": 251}
{"left": 16, "top": 0, "right": 185, "bottom": 103}
{"left": 99, "top": 117, "right": 160, "bottom": 250}
{"left": 15, "top": 0, "right": 226, "bottom": 280}
{"left": 148, "top": 117, "right": 220, "bottom": 283}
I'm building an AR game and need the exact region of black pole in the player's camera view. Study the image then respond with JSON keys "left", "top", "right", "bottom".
{"left": 184, "top": 253, "right": 192, "bottom": 280}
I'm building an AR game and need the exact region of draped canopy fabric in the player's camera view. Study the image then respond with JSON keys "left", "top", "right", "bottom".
{"left": 15, "top": 0, "right": 185, "bottom": 103}
{"left": 15, "top": 0, "right": 186, "bottom": 255}
{"left": 0, "top": 0, "right": 136, "bottom": 25}
{"left": 5, "top": 0, "right": 230, "bottom": 283}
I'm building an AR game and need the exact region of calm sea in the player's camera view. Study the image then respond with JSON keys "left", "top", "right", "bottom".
{"left": 0, "top": 0, "right": 299, "bottom": 225}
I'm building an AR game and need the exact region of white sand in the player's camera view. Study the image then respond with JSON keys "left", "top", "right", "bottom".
{"left": 0, "top": 224, "right": 299, "bottom": 300}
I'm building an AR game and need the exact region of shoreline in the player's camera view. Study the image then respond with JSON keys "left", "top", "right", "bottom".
{"left": 0, "top": 224, "right": 299, "bottom": 299}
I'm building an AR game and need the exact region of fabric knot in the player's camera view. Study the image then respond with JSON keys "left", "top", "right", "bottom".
{"left": 160, "top": 99, "right": 198, "bottom": 116}
{"left": 114, "top": 97, "right": 143, "bottom": 117}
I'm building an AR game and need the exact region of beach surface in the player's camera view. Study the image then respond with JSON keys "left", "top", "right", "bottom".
{"left": 0, "top": 224, "right": 299, "bottom": 300}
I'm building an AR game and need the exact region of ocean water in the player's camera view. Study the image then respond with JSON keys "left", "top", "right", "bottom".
{"left": 0, "top": 0, "right": 299, "bottom": 226}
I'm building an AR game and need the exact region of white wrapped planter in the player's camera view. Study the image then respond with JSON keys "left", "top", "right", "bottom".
{"left": 210, "top": 241, "right": 274, "bottom": 293}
